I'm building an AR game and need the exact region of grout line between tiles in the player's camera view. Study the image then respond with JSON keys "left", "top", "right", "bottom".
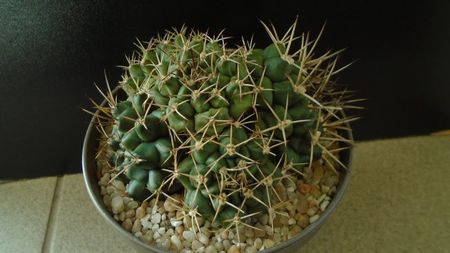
{"left": 41, "top": 175, "right": 64, "bottom": 253}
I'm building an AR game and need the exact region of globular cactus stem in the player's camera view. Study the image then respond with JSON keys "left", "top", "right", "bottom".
{"left": 90, "top": 18, "right": 359, "bottom": 234}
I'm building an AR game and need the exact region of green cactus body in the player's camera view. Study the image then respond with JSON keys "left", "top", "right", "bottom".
{"left": 95, "top": 22, "right": 355, "bottom": 227}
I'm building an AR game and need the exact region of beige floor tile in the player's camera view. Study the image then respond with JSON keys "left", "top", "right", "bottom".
{"left": 47, "top": 174, "right": 136, "bottom": 253}
{"left": 299, "top": 136, "right": 450, "bottom": 252}
{"left": 0, "top": 177, "right": 57, "bottom": 253}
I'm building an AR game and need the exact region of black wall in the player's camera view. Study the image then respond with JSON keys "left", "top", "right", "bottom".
{"left": 1, "top": 0, "right": 449, "bottom": 179}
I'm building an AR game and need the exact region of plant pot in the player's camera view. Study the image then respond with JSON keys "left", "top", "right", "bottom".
{"left": 82, "top": 97, "right": 353, "bottom": 253}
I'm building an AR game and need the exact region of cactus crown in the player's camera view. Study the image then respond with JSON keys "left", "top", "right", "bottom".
{"left": 92, "top": 19, "right": 358, "bottom": 232}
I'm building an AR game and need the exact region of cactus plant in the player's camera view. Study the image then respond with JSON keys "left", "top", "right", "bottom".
{"left": 90, "top": 19, "right": 358, "bottom": 236}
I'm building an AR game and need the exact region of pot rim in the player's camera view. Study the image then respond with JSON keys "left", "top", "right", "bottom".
{"left": 82, "top": 95, "right": 353, "bottom": 253}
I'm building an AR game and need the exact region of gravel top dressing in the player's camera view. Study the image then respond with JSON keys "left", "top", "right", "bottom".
{"left": 97, "top": 137, "right": 341, "bottom": 253}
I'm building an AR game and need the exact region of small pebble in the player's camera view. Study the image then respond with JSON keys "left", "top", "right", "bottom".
{"left": 103, "top": 195, "right": 111, "bottom": 207}
{"left": 288, "top": 218, "right": 296, "bottom": 225}
{"left": 171, "top": 218, "right": 183, "bottom": 227}
{"left": 205, "top": 245, "right": 218, "bottom": 253}
{"left": 132, "top": 219, "right": 142, "bottom": 233}
{"left": 299, "top": 183, "right": 311, "bottom": 194}
{"left": 296, "top": 213, "right": 310, "bottom": 228}
{"left": 183, "top": 240, "right": 191, "bottom": 248}
{"left": 176, "top": 211, "right": 184, "bottom": 220}
{"left": 285, "top": 202, "right": 295, "bottom": 212}
{"left": 220, "top": 230, "right": 229, "bottom": 240}
{"left": 157, "top": 227, "right": 166, "bottom": 235}
{"left": 142, "top": 232, "right": 153, "bottom": 243}
{"left": 136, "top": 207, "right": 146, "bottom": 219}
{"left": 309, "top": 214, "right": 320, "bottom": 223}
{"left": 307, "top": 207, "right": 318, "bottom": 216}
{"left": 228, "top": 231, "right": 234, "bottom": 240}
{"left": 321, "top": 185, "right": 330, "bottom": 194}
{"left": 192, "top": 240, "right": 203, "bottom": 250}
{"left": 281, "top": 226, "right": 289, "bottom": 236}
{"left": 258, "top": 214, "right": 269, "bottom": 225}
{"left": 106, "top": 186, "right": 115, "bottom": 195}
{"left": 127, "top": 201, "right": 139, "bottom": 209}
{"left": 317, "top": 194, "right": 327, "bottom": 204}
{"left": 329, "top": 186, "right": 337, "bottom": 194}
{"left": 99, "top": 173, "right": 110, "bottom": 186}
{"left": 215, "top": 241, "right": 224, "bottom": 251}
{"left": 310, "top": 185, "right": 322, "bottom": 198}
{"left": 296, "top": 194, "right": 309, "bottom": 214}
{"left": 253, "top": 238, "right": 262, "bottom": 249}
{"left": 122, "top": 197, "right": 132, "bottom": 205}
{"left": 263, "top": 239, "right": 274, "bottom": 248}
{"left": 110, "top": 192, "right": 120, "bottom": 199}
{"left": 151, "top": 213, "right": 162, "bottom": 224}
{"left": 223, "top": 240, "right": 231, "bottom": 250}
{"left": 176, "top": 225, "right": 184, "bottom": 234}
{"left": 198, "top": 233, "right": 209, "bottom": 245}
{"left": 244, "top": 228, "right": 254, "bottom": 238}
{"left": 197, "top": 217, "right": 205, "bottom": 227}
{"left": 265, "top": 225, "right": 274, "bottom": 236}
{"left": 111, "top": 196, "right": 124, "bottom": 214}
{"left": 200, "top": 227, "right": 211, "bottom": 237}
{"left": 170, "top": 235, "right": 183, "bottom": 251}
{"left": 122, "top": 218, "right": 132, "bottom": 231}
{"left": 308, "top": 197, "right": 318, "bottom": 208}
{"left": 237, "top": 232, "right": 246, "bottom": 242}
{"left": 125, "top": 209, "right": 135, "bottom": 218}
{"left": 100, "top": 186, "right": 106, "bottom": 195}
{"left": 118, "top": 212, "right": 126, "bottom": 221}
{"left": 320, "top": 200, "right": 330, "bottom": 211}
{"left": 183, "top": 216, "right": 192, "bottom": 228}
{"left": 279, "top": 216, "right": 289, "bottom": 226}
{"left": 254, "top": 224, "right": 266, "bottom": 237}
{"left": 289, "top": 225, "right": 301, "bottom": 236}
{"left": 164, "top": 199, "right": 178, "bottom": 212}
{"left": 183, "top": 230, "right": 195, "bottom": 242}
{"left": 161, "top": 238, "right": 171, "bottom": 249}
{"left": 312, "top": 165, "right": 324, "bottom": 183}
{"left": 272, "top": 217, "right": 282, "bottom": 227}
{"left": 245, "top": 246, "right": 257, "bottom": 253}
{"left": 227, "top": 245, "right": 240, "bottom": 253}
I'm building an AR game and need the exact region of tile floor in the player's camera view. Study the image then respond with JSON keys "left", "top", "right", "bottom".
{"left": 1, "top": 135, "right": 449, "bottom": 253}
{"left": 0, "top": 177, "right": 56, "bottom": 253}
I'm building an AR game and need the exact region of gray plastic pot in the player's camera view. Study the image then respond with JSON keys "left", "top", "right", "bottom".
{"left": 82, "top": 99, "right": 353, "bottom": 253}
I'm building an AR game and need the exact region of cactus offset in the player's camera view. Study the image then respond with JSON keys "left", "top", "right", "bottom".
{"left": 91, "top": 19, "right": 358, "bottom": 234}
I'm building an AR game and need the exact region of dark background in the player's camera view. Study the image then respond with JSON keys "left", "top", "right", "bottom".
{"left": 1, "top": 1, "right": 449, "bottom": 179}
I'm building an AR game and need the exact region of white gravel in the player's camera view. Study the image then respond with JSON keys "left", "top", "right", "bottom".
{"left": 97, "top": 138, "right": 341, "bottom": 252}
